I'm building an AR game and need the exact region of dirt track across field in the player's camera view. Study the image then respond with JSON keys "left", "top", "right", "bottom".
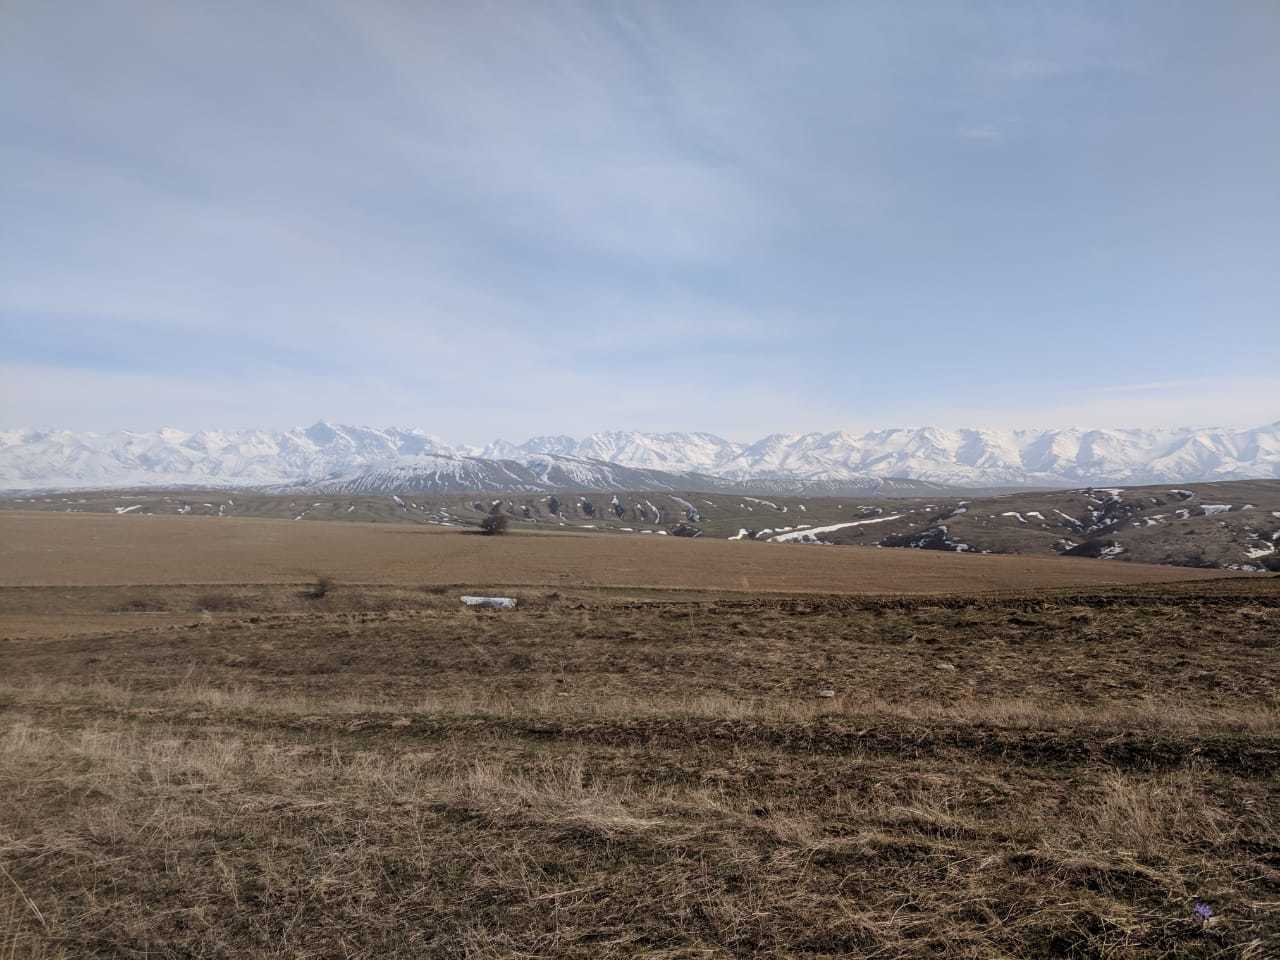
{"left": 0, "top": 511, "right": 1245, "bottom": 593}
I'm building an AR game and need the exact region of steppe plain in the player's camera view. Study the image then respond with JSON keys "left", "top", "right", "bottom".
{"left": 2, "top": 509, "right": 1277, "bottom": 958}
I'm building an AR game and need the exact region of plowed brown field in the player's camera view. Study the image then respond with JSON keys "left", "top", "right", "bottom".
{"left": 0, "top": 510, "right": 1244, "bottom": 592}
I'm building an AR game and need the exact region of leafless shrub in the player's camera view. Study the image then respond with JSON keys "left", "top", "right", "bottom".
{"left": 479, "top": 513, "right": 509, "bottom": 536}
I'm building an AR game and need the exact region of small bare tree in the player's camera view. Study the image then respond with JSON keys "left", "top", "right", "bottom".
{"left": 479, "top": 513, "right": 509, "bottom": 535}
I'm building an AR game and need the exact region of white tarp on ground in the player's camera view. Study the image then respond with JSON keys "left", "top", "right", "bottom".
{"left": 461, "top": 596, "right": 517, "bottom": 609}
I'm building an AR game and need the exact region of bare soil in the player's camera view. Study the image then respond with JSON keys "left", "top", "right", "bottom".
{"left": 0, "top": 511, "right": 1245, "bottom": 592}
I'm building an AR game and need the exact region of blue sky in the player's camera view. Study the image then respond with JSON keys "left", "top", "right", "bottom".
{"left": 3, "top": 1, "right": 1278, "bottom": 441}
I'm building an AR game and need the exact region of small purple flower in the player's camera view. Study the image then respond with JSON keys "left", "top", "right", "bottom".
{"left": 1193, "top": 902, "right": 1213, "bottom": 922}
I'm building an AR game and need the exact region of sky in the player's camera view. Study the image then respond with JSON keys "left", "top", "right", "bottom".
{"left": 3, "top": 1, "right": 1278, "bottom": 443}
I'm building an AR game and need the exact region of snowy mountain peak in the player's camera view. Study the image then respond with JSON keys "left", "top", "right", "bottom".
{"left": 1, "top": 421, "right": 1278, "bottom": 492}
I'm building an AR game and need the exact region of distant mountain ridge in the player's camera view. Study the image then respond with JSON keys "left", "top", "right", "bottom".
{"left": 2, "top": 420, "right": 1278, "bottom": 492}
{"left": 477, "top": 423, "right": 1280, "bottom": 486}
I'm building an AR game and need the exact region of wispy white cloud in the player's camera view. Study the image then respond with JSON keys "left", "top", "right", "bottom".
{"left": 959, "top": 124, "right": 1003, "bottom": 142}
{"left": 1091, "top": 379, "right": 1217, "bottom": 394}
{"left": 987, "top": 57, "right": 1065, "bottom": 80}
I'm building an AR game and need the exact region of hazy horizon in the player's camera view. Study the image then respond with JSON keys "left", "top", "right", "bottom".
{"left": 6, "top": 417, "right": 1280, "bottom": 452}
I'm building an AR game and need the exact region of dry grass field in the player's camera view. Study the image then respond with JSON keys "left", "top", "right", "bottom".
{"left": 2, "top": 513, "right": 1277, "bottom": 958}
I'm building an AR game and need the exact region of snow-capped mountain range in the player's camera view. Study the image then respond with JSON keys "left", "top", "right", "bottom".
{"left": 1, "top": 421, "right": 1278, "bottom": 493}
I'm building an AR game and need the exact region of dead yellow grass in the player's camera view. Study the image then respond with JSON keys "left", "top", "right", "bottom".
{"left": 6, "top": 678, "right": 1278, "bottom": 736}
{"left": 4, "top": 717, "right": 1273, "bottom": 957}
{"left": 1077, "top": 770, "right": 1234, "bottom": 858}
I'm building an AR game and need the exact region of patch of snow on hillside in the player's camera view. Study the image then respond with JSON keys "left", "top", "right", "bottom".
{"left": 1001, "top": 512, "right": 1028, "bottom": 523}
{"left": 768, "top": 514, "right": 905, "bottom": 543}
{"left": 1202, "top": 504, "right": 1232, "bottom": 515}
{"left": 113, "top": 504, "right": 142, "bottom": 515}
